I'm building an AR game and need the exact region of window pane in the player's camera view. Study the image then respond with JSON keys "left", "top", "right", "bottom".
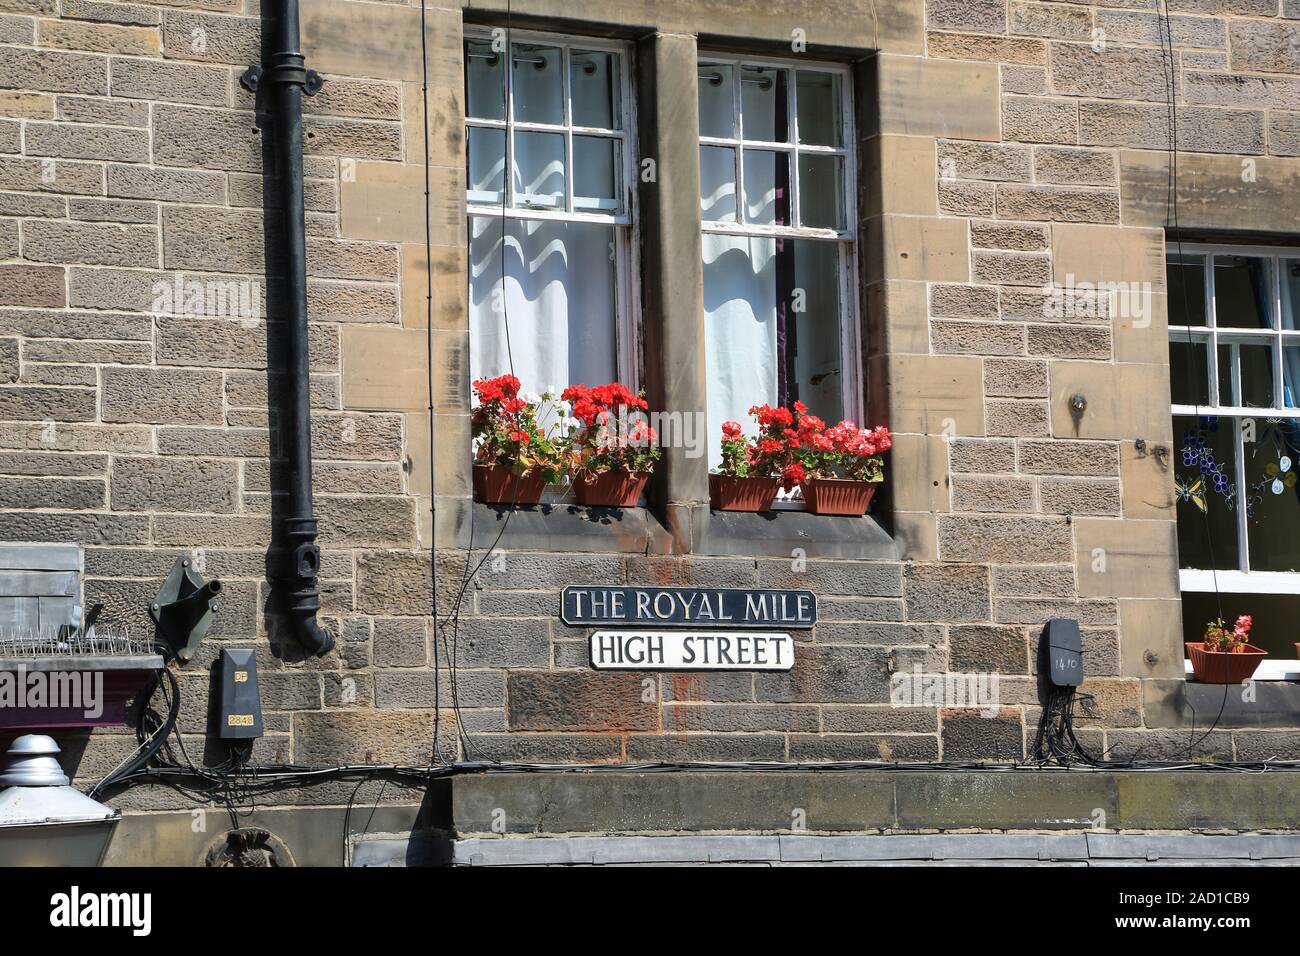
{"left": 1239, "top": 341, "right": 1275, "bottom": 407}
{"left": 1173, "top": 414, "right": 1239, "bottom": 571}
{"left": 702, "top": 235, "right": 843, "bottom": 469}
{"left": 1285, "top": 343, "right": 1300, "bottom": 407}
{"left": 1169, "top": 336, "right": 1209, "bottom": 406}
{"left": 465, "top": 40, "right": 505, "bottom": 121}
{"left": 742, "top": 149, "right": 789, "bottom": 225}
{"left": 1245, "top": 423, "right": 1300, "bottom": 573}
{"left": 787, "top": 239, "right": 844, "bottom": 424}
{"left": 1214, "top": 255, "right": 1273, "bottom": 329}
{"left": 798, "top": 153, "right": 844, "bottom": 230}
{"left": 512, "top": 43, "right": 563, "bottom": 125}
{"left": 741, "top": 65, "right": 790, "bottom": 142}
{"left": 699, "top": 145, "right": 737, "bottom": 222}
{"left": 570, "top": 50, "right": 620, "bottom": 129}
{"left": 1282, "top": 258, "right": 1300, "bottom": 331}
{"left": 1167, "top": 253, "right": 1206, "bottom": 327}
{"left": 513, "top": 131, "right": 565, "bottom": 209}
{"left": 703, "top": 233, "right": 778, "bottom": 470}
{"left": 795, "top": 70, "right": 842, "bottom": 147}
{"left": 468, "top": 215, "right": 617, "bottom": 395}
{"left": 698, "top": 63, "right": 736, "bottom": 138}
{"left": 573, "top": 136, "right": 621, "bottom": 214}
{"left": 466, "top": 127, "right": 506, "bottom": 204}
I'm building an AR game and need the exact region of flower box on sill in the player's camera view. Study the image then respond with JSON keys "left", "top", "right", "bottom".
{"left": 801, "top": 478, "right": 880, "bottom": 516}
{"left": 1185, "top": 642, "right": 1266, "bottom": 684}
{"left": 709, "top": 474, "right": 780, "bottom": 512}
{"left": 572, "top": 470, "right": 648, "bottom": 508}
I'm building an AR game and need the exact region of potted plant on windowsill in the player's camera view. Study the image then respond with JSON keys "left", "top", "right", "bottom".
{"left": 710, "top": 403, "right": 811, "bottom": 511}
{"left": 470, "top": 374, "right": 563, "bottom": 505}
{"left": 1186, "top": 614, "right": 1266, "bottom": 684}
{"left": 562, "top": 382, "right": 661, "bottom": 507}
{"left": 793, "top": 405, "right": 891, "bottom": 516}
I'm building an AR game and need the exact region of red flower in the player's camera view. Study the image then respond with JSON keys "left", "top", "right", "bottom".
{"left": 722, "top": 420, "right": 743, "bottom": 439}
{"left": 781, "top": 461, "right": 805, "bottom": 491}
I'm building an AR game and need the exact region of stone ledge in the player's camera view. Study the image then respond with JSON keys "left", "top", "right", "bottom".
{"left": 449, "top": 769, "right": 1300, "bottom": 835}
{"left": 468, "top": 501, "right": 674, "bottom": 554}
{"left": 1143, "top": 678, "right": 1300, "bottom": 729}
{"left": 690, "top": 508, "right": 900, "bottom": 560}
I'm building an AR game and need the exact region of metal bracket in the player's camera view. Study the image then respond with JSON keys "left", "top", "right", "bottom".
{"left": 149, "top": 556, "right": 222, "bottom": 664}
{"left": 240, "top": 62, "right": 323, "bottom": 96}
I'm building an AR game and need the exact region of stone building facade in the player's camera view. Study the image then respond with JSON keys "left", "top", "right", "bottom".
{"left": 2, "top": 0, "right": 1300, "bottom": 845}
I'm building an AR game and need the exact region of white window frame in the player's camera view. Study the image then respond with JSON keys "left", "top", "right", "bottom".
{"left": 1169, "top": 242, "right": 1300, "bottom": 673}
{"left": 463, "top": 26, "right": 640, "bottom": 388}
{"left": 697, "top": 53, "right": 864, "bottom": 507}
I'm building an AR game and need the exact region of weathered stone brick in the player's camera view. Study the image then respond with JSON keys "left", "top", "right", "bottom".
{"left": 942, "top": 710, "right": 1024, "bottom": 760}
{"left": 926, "top": 0, "right": 1005, "bottom": 33}
{"left": 0, "top": 91, "right": 52, "bottom": 118}
{"left": 997, "top": 184, "right": 1120, "bottom": 223}
{"left": 993, "top": 597, "right": 1118, "bottom": 626}
{"left": 20, "top": 339, "right": 150, "bottom": 364}
{"left": 1018, "top": 439, "right": 1119, "bottom": 476}
{"left": 1011, "top": 1, "right": 1092, "bottom": 40}
{"left": 987, "top": 400, "right": 1050, "bottom": 437}
{"left": 973, "top": 250, "right": 1052, "bottom": 286}
{"left": 110, "top": 455, "right": 238, "bottom": 512}
{"left": 950, "top": 624, "right": 1030, "bottom": 673}
{"left": 0, "top": 265, "right": 65, "bottom": 307}
{"left": 0, "top": 156, "right": 102, "bottom": 194}
{"left": 905, "top": 563, "right": 991, "bottom": 622}
{"left": 0, "top": 384, "right": 95, "bottom": 421}
{"left": 162, "top": 204, "right": 266, "bottom": 272}
{"left": 1079, "top": 100, "right": 1265, "bottom": 153}
{"left": 160, "top": 10, "right": 259, "bottom": 65}
{"left": 930, "top": 283, "right": 1000, "bottom": 319}
{"left": 62, "top": 0, "right": 160, "bottom": 26}
{"left": 937, "top": 178, "right": 997, "bottom": 216}
{"left": 993, "top": 564, "right": 1076, "bottom": 597}
{"left": 23, "top": 219, "right": 158, "bottom": 267}
{"left": 1050, "top": 42, "right": 1170, "bottom": 101}
{"left": 937, "top": 140, "right": 1032, "bottom": 181}
{"left": 153, "top": 104, "right": 263, "bottom": 172}
{"left": 507, "top": 671, "right": 658, "bottom": 732}
{"left": 927, "top": 32, "right": 1046, "bottom": 65}
{"left": 56, "top": 94, "right": 148, "bottom": 126}
{"left": 1095, "top": 10, "right": 1225, "bottom": 49}
{"left": 0, "top": 48, "right": 108, "bottom": 95}
{"left": 0, "top": 337, "right": 17, "bottom": 383}
{"left": 0, "top": 191, "right": 64, "bottom": 217}
{"left": 1026, "top": 323, "right": 1113, "bottom": 359}
{"left": 951, "top": 474, "right": 1036, "bottom": 513}
{"left": 369, "top": 619, "right": 428, "bottom": 670}
{"left": 110, "top": 56, "right": 230, "bottom": 106}
{"left": 152, "top": 513, "right": 269, "bottom": 547}
{"left": 970, "top": 220, "right": 1048, "bottom": 251}
{"left": 1230, "top": 19, "right": 1300, "bottom": 74}
{"left": 985, "top": 357, "right": 1049, "bottom": 398}
{"left": 313, "top": 494, "right": 416, "bottom": 547}
{"left": 0, "top": 510, "right": 147, "bottom": 544}
{"left": 938, "top": 515, "right": 1074, "bottom": 563}
{"left": 64, "top": 198, "right": 154, "bottom": 228}
{"left": 107, "top": 163, "right": 226, "bottom": 203}
{"left": 302, "top": 116, "right": 402, "bottom": 160}
{"left": 308, "top": 281, "right": 399, "bottom": 324}
{"left": 292, "top": 710, "right": 442, "bottom": 765}
{"left": 756, "top": 559, "right": 902, "bottom": 596}
{"left": 38, "top": 18, "right": 160, "bottom": 55}
{"left": 932, "top": 319, "right": 1025, "bottom": 355}
{"left": 1039, "top": 476, "right": 1122, "bottom": 515}
{"left": 0, "top": 475, "right": 104, "bottom": 509}
{"left": 1272, "top": 111, "right": 1300, "bottom": 156}
{"left": 300, "top": 75, "right": 403, "bottom": 120}
{"left": 101, "top": 366, "right": 224, "bottom": 424}
{"left": 1002, "top": 95, "right": 1078, "bottom": 144}
{"left": 1033, "top": 146, "right": 1117, "bottom": 185}
{"left": 1002, "top": 64, "right": 1048, "bottom": 95}
{"left": 0, "top": 450, "right": 105, "bottom": 476}
{"left": 950, "top": 438, "right": 1017, "bottom": 473}
{"left": 755, "top": 645, "right": 893, "bottom": 704}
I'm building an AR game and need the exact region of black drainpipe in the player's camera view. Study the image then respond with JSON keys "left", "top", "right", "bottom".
{"left": 241, "top": 1, "right": 333, "bottom": 656}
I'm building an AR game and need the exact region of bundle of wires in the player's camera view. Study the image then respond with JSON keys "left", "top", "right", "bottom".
{"left": 1031, "top": 684, "right": 1098, "bottom": 766}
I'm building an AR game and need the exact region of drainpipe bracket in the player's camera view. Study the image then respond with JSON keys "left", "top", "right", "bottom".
{"left": 239, "top": 62, "right": 324, "bottom": 96}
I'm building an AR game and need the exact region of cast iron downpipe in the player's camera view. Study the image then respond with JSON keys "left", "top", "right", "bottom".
{"left": 241, "top": 2, "right": 333, "bottom": 656}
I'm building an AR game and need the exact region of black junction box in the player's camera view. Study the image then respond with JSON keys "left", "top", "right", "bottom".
{"left": 1043, "top": 618, "right": 1083, "bottom": 688}
{"left": 218, "top": 647, "right": 264, "bottom": 739}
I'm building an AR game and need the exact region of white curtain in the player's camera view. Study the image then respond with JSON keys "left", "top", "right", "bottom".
{"left": 468, "top": 216, "right": 616, "bottom": 397}
{"left": 702, "top": 233, "right": 778, "bottom": 470}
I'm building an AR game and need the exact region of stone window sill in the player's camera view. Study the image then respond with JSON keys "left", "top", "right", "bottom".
{"left": 688, "top": 506, "right": 899, "bottom": 560}
{"left": 471, "top": 501, "right": 673, "bottom": 554}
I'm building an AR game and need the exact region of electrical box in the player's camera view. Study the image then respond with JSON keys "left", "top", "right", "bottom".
{"left": 1043, "top": 618, "right": 1083, "bottom": 687}
{"left": 218, "top": 648, "right": 263, "bottom": 739}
